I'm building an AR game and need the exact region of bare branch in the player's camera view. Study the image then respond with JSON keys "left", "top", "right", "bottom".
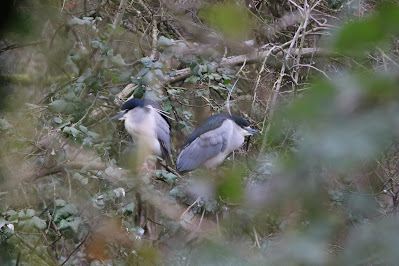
{"left": 113, "top": 0, "right": 128, "bottom": 27}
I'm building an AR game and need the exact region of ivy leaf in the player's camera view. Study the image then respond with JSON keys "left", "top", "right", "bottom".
{"left": 0, "top": 217, "right": 6, "bottom": 228}
{"left": 153, "top": 61, "right": 163, "bottom": 69}
{"left": 73, "top": 172, "right": 88, "bottom": 185}
{"left": 0, "top": 118, "right": 12, "bottom": 131}
{"left": 158, "top": 36, "right": 174, "bottom": 48}
{"left": 55, "top": 199, "right": 66, "bottom": 207}
{"left": 142, "top": 71, "right": 155, "bottom": 85}
{"left": 54, "top": 117, "right": 63, "bottom": 124}
{"left": 140, "top": 57, "right": 153, "bottom": 68}
{"left": 79, "top": 125, "right": 88, "bottom": 133}
{"left": 87, "top": 131, "right": 99, "bottom": 140}
{"left": 137, "top": 68, "right": 150, "bottom": 77}
{"left": 68, "top": 17, "right": 92, "bottom": 26}
{"left": 156, "top": 170, "right": 177, "bottom": 184}
{"left": 111, "top": 54, "right": 126, "bottom": 67}
{"left": 184, "top": 75, "right": 200, "bottom": 84}
{"left": 168, "top": 71, "right": 177, "bottom": 77}
{"left": 58, "top": 217, "right": 82, "bottom": 233}
{"left": 333, "top": 5, "right": 399, "bottom": 54}
{"left": 154, "top": 69, "right": 165, "bottom": 81}
{"left": 30, "top": 216, "right": 46, "bottom": 230}
{"left": 49, "top": 99, "right": 68, "bottom": 113}
{"left": 63, "top": 126, "right": 81, "bottom": 137}
{"left": 123, "top": 202, "right": 135, "bottom": 215}
{"left": 160, "top": 47, "right": 175, "bottom": 61}
{"left": 54, "top": 203, "right": 79, "bottom": 222}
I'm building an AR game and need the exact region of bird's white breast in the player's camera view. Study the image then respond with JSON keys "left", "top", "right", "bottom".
{"left": 124, "top": 108, "right": 162, "bottom": 156}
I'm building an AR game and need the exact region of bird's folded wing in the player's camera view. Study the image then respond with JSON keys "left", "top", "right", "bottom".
{"left": 154, "top": 112, "right": 171, "bottom": 158}
{"left": 177, "top": 121, "right": 231, "bottom": 171}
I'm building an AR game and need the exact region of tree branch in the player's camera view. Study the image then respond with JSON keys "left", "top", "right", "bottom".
{"left": 113, "top": 0, "right": 128, "bottom": 27}
{"left": 0, "top": 40, "right": 46, "bottom": 53}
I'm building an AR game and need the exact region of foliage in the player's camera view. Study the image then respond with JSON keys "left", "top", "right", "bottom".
{"left": 1, "top": 0, "right": 399, "bottom": 265}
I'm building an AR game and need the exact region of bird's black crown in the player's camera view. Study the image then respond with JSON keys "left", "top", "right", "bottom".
{"left": 230, "top": 114, "right": 250, "bottom": 128}
{"left": 120, "top": 98, "right": 170, "bottom": 126}
{"left": 121, "top": 98, "right": 160, "bottom": 111}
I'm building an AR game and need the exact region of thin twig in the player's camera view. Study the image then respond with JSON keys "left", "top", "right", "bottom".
{"left": 180, "top": 196, "right": 201, "bottom": 220}
{"left": 253, "top": 226, "right": 261, "bottom": 249}
{"left": 60, "top": 232, "right": 90, "bottom": 266}
{"left": 291, "top": 64, "right": 331, "bottom": 80}
{"left": 226, "top": 78, "right": 240, "bottom": 115}
{"left": 259, "top": 1, "right": 312, "bottom": 155}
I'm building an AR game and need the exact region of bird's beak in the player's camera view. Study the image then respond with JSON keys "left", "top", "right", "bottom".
{"left": 244, "top": 126, "right": 260, "bottom": 135}
{"left": 109, "top": 112, "right": 125, "bottom": 122}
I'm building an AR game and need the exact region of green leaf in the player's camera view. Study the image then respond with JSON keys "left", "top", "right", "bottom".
{"left": 123, "top": 202, "right": 135, "bottom": 215}
{"left": 30, "top": 216, "right": 46, "bottom": 230}
{"left": 333, "top": 6, "right": 399, "bottom": 54}
{"left": 184, "top": 75, "right": 200, "bottom": 84}
{"left": 26, "top": 209, "right": 35, "bottom": 217}
{"left": 156, "top": 170, "right": 177, "bottom": 184}
{"left": 87, "top": 131, "right": 99, "bottom": 140}
{"left": 157, "top": 36, "right": 174, "bottom": 48}
{"left": 118, "top": 70, "right": 132, "bottom": 82}
{"left": 81, "top": 178, "right": 88, "bottom": 185}
{"left": 140, "top": 57, "right": 153, "bottom": 68}
{"left": 0, "top": 118, "right": 12, "bottom": 130}
{"left": 160, "top": 47, "right": 175, "bottom": 61}
{"left": 53, "top": 117, "right": 63, "bottom": 124}
{"left": 216, "top": 167, "right": 244, "bottom": 202}
{"left": 207, "top": 64, "right": 216, "bottom": 73}
{"left": 137, "top": 68, "right": 150, "bottom": 77}
{"left": 153, "top": 61, "right": 163, "bottom": 69}
{"left": 142, "top": 71, "right": 155, "bottom": 85}
{"left": 111, "top": 54, "right": 126, "bottom": 67}
{"left": 0, "top": 217, "right": 6, "bottom": 228}
{"left": 63, "top": 126, "right": 81, "bottom": 137}
{"left": 154, "top": 69, "right": 165, "bottom": 81}
{"left": 168, "top": 71, "right": 177, "bottom": 77}
{"left": 18, "top": 209, "right": 35, "bottom": 218}
{"left": 58, "top": 217, "right": 82, "bottom": 233}
{"left": 200, "top": 3, "right": 254, "bottom": 38}
{"left": 68, "top": 17, "right": 92, "bottom": 26}
{"left": 54, "top": 203, "right": 79, "bottom": 222}
{"left": 55, "top": 199, "right": 66, "bottom": 207}
{"left": 79, "top": 125, "right": 88, "bottom": 133}
{"left": 83, "top": 137, "right": 93, "bottom": 147}
{"left": 73, "top": 172, "right": 88, "bottom": 185}
{"left": 49, "top": 99, "right": 68, "bottom": 113}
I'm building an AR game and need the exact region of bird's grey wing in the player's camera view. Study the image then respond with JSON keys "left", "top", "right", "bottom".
{"left": 154, "top": 112, "right": 171, "bottom": 157}
{"left": 177, "top": 124, "right": 229, "bottom": 172}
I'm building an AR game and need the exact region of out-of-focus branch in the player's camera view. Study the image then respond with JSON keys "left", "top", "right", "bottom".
{"left": 0, "top": 40, "right": 46, "bottom": 53}
{"left": 117, "top": 46, "right": 328, "bottom": 99}
{"left": 24, "top": 136, "right": 215, "bottom": 232}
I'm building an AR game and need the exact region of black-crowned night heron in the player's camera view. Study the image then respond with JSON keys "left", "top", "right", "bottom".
{"left": 111, "top": 98, "right": 171, "bottom": 160}
{"left": 176, "top": 113, "right": 259, "bottom": 172}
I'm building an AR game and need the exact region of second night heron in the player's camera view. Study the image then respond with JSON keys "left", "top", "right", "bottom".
{"left": 176, "top": 113, "right": 259, "bottom": 172}
{"left": 111, "top": 98, "right": 171, "bottom": 160}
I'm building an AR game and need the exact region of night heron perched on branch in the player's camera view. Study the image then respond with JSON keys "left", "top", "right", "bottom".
{"left": 176, "top": 113, "right": 260, "bottom": 172}
{"left": 111, "top": 98, "right": 171, "bottom": 161}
